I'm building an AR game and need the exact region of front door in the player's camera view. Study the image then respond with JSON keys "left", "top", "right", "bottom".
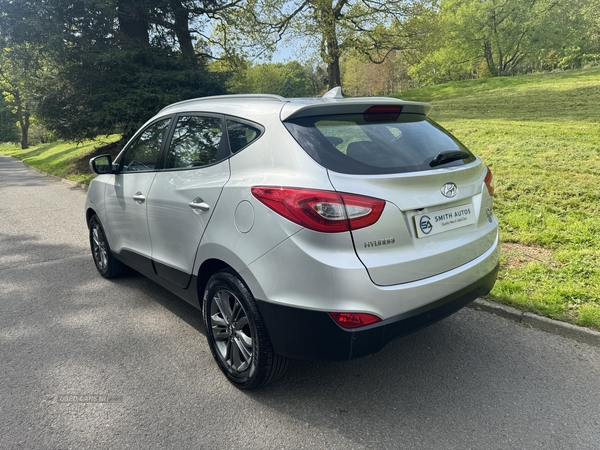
{"left": 104, "top": 118, "right": 171, "bottom": 272}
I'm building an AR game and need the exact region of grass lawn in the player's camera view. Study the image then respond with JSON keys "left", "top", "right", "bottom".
{"left": 1, "top": 67, "right": 599, "bottom": 330}
{"left": 0, "top": 136, "right": 121, "bottom": 185}
{"left": 396, "top": 67, "right": 600, "bottom": 329}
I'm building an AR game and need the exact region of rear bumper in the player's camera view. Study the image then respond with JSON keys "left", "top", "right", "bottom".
{"left": 257, "top": 263, "right": 498, "bottom": 361}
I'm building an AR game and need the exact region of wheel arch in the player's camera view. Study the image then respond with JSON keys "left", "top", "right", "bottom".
{"left": 196, "top": 259, "right": 231, "bottom": 306}
{"left": 85, "top": 207, "right": 97, "bottom": 227}
{"left": 194, "top": 243, "right": 268, "bottom": 309}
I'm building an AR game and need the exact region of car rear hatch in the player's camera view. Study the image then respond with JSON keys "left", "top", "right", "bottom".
{"left": 282, "top": 100, "right": 497, "bottom": 286}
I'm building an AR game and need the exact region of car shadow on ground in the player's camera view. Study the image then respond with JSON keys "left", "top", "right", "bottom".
{"left": 3, "top": 242, "right": 599, "bottom": 449}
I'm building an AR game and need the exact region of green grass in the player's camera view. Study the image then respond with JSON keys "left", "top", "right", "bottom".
{"left": 0, "top": 136, "right": 120, "bottom": 185}
{"left": 396, "top": 67, "right": 600, "bottom": 330}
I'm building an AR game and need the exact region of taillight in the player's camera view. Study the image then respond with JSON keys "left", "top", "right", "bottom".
{"left": 251, "top": 187, "right": 385, "bottom": 233}
{"left": 484, "top": 166, "right": 494, "bottom": 196}
{"left": 329, "top": 312, "right": 382, "bottom": 329}
{"left": 363, "top": 105, "right": 402, "bottom": 121}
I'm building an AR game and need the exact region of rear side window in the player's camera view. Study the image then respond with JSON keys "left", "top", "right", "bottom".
{"left": 284, "top": 113, "right": 476, "bottom": 175}
{"left": 227, "top": 120, "right": 262, "bottom": 153}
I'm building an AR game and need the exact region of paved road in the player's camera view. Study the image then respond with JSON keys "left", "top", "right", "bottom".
{"left": 1, "top": 154, "right": 600, "bottom": 450}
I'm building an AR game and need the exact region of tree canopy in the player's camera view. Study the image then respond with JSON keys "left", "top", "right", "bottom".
{"left": 0, "top": 0, "right": 228, "bottom": 144}
{"left": 212, "top": 0, "right": 423, "bottom": 88}
{"left": 0, "top": 0, "right": 598, "bottom": 146}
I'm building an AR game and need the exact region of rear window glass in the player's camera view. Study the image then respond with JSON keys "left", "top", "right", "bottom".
{"left": 227, "top": 120, "right": 262, "bottom": 153}
{"left": 284, "top": 113, "right": 476, "bottom": 175}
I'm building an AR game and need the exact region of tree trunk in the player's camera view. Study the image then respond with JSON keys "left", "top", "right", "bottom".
{"left": 170, "top": 1, "right": 196, "bottom": 62}
{"left": 318, "top": 3, "right": 342, "bottom": 89}
{"left": 20, "top": 110, "right": 29, "bottom": 150}
{"left": 117, "top": 0, "right": 150, "bottom": 44}
{"left": 327, "top": 56, "right": 341, "bottom": 89}
{"left": 14, "top": 90, "right": 29, "bottom": 149}
{"left": 483, "top": 40, "right": 498, "bottom": 76}
{"left": 323, "top": 30, "right": 341, "bottom": 88}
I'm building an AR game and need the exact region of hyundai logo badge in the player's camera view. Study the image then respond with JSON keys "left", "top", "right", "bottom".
{"left": 441, "top": 183, "right": 458, "bottom": 198}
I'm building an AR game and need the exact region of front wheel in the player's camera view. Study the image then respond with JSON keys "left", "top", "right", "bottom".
{"left": 203, "top": 269, "right": 288, "bottom": 389}
{"left": 89, "top": 215, "right": 125, "bottom": 278}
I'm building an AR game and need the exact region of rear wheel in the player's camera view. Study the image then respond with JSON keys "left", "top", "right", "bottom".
{"left": 203, "top": 269, "right": 288, "bottom": 389}
{"left": 89, "top": 215, "right": 125, "bottom": 278}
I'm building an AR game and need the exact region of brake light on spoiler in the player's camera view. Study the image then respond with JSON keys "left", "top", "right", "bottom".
{"left": 251, "top": 187, "right": 385, "bottom": 233}
{"left": 363, "top": 105, "right": 403, "bottom": 121}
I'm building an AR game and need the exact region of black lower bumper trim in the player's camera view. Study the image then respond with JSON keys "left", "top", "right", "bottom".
{"left": 257, "top": 264, "right": 499, "bottom": 361}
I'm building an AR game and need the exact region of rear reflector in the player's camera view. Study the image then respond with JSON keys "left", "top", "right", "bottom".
{"left": 364, "top": 105, "right": 402, "bottom": 121}
{"left": 329, "top": 312, "right": 382, "bottom": 329}
{"left": 251, "top": 187, "right": 385, "bottom": 233}
{"left": 484, "top": 166, "right": 494, "bottom": 196}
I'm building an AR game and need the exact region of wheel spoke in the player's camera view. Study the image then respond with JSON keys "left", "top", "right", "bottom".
{"left": 232, "top": 336, "right": 251, "bottom": 371}
{"left": 213, "top": 291, "right": 232, "bottom": 325}
{"left": 92, "top": 228, "right": 101, "bottom": 247}
{"left": 99, "top": 244, "right": 107, "bottom": 268}
{"left": 231, "top": 300, "right": 244, "bottom": 323}
{"left": 91, "top": 224, "right": 107, "bottom": 270}
{"left": 210, "top": 313, "right": 228, "bottom": 328}
{"left": 236, "top": 329, "right": 252, "bottom": 348}
{"left": 231, "top": 337, "right": 243, "bottom": 370}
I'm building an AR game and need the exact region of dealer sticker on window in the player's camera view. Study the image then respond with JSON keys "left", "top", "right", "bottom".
{"left": 414, "top": 204, "right": 476, "bottom": 238}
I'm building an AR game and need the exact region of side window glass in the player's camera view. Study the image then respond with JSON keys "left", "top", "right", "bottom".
{"left": 121, "top": 119, "right": 170, "bottom": 172}
{"left": 166, "top": 116, "right": 223, "bottom": 169}
{"left": 227, "top": 120, "right": 262, "bottom": 153}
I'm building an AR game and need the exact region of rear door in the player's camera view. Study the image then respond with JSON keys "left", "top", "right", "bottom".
{"left": 146, "top": 114, "right": 231, "bottom": 288}
{"left": 284, "top": 109, "right": 497, "bottom": 286}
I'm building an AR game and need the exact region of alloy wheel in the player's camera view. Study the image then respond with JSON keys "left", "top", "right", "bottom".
{"left": 91, "top": 223, "right": 108, "bottom": 272}
{"left": 209, "top": 288, "right": 253, "bottom": 373}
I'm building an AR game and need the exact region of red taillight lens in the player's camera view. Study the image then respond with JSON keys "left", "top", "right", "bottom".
{"left": 329, "top": 312, "right": 382, "bottom": 329}
{"left": 251, "top": 187, "right": 385, "bottom": 233}
{"left": 484, "top": 166, "right": 494, "bottom": 196}
{"left": 363, "top": 105, "right": 402, "bottom": 121}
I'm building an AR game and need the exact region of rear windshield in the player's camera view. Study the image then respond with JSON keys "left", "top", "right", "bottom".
{"left": 284, "top": 113, "right": 476, "bottom": 175}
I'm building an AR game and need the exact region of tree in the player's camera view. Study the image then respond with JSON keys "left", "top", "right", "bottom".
{"left": 0, "top": 0, "right": 229, "bottom": 142}
{"left": 215, "top": 0, "right": 425, "bottom": 89}
{"left": 436, "top": 0, "right": 588, "bottom": 77}
{"left": 213, "top": 59, "right": 323, "bottom": 97}
{"left": 341, "top": 50, "right": 413, "bottom": 96}
{"left": 244, "top": 61, "right": 315, "bottom": 96}
{"left": 0, "top": 95, "right": 18, "bottom": 143}
{"left": 0, "top": 44, "right": 42, "bottom": 149}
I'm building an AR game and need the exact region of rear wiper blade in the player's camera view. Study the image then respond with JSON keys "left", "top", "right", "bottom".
{"left": 429, "top": 150, "right": 471, "bottom": 167}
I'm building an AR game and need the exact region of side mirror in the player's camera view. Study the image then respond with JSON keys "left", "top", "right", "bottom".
{"left": 89, "top": 154, "right": 116, "bottom": 175}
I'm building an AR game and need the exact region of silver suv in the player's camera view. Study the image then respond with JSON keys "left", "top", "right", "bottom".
{"left": 86, "top": 88, "right": 499, "bottom": 389}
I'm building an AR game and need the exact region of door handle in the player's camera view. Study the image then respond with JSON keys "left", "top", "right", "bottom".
{"left": 188, "top": 197, "right": 210, "bottom": 212}
{"left": 132, "top": 192, "right": 146, "bottom": 204}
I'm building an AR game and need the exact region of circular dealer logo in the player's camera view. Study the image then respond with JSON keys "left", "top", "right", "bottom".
{"left": 420, "top": 215, "right": 433, "bottom": 234}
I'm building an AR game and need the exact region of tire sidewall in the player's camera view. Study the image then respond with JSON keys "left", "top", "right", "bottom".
{"left": 203, "top": 271, "right": 262, "bottom": 389}
{"left": 89, "top": 215, "right": 109, "bottom": 277}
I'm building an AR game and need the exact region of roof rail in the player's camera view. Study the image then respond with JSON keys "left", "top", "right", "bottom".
{"left": 159, "top": 93, "right": 286, "bottom": 113}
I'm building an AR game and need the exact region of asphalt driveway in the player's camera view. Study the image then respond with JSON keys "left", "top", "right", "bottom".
{"left": 1, "top": 155, "right": 599, "bottom": 449}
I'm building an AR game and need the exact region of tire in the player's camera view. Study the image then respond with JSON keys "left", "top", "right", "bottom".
{"left": 203, "top": 269, "right": 288, "bottom": 389}
{"left": 89, "top": 215, "right": 125, "bottom": 278}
